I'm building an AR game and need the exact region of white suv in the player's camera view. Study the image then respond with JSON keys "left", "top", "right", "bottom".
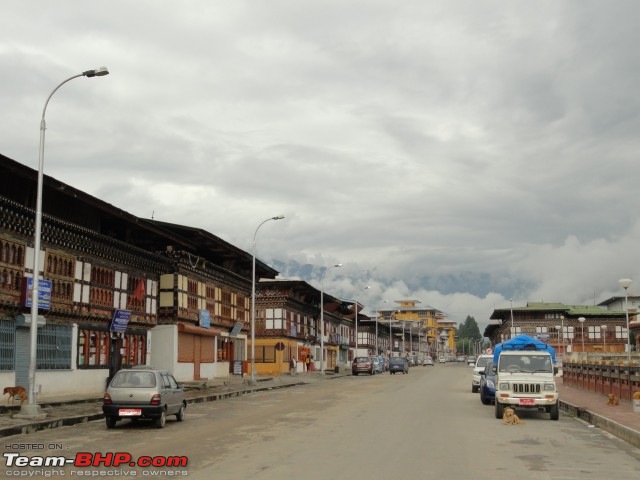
{"left": 471, "top": 354, "right": 493, "bottom": 393}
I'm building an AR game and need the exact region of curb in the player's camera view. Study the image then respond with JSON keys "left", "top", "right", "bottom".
{"left": 0, "top": 380, "right": 308, "bottom": 439}
{"left": 559, "top": 399, "right": 640, "bottom": 449}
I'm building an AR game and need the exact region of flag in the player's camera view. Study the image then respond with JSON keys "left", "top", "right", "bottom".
{"left": 133, "top": 279, "right": 146, "bottom": 302}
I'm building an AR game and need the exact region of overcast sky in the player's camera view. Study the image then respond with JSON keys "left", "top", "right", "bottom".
{"left": 2, "top": 1, "right": 639, "bottom": 331}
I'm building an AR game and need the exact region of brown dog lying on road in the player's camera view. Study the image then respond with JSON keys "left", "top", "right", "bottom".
{"left": 503, "top": 406, "right": 525, "bottom": 425}
{"left": 3, "top": 386, "right": 27, "bottom": 405}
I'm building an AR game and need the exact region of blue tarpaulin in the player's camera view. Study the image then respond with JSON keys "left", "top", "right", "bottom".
{"left": 493, "top": 334, "right": 556, "bottom": 363}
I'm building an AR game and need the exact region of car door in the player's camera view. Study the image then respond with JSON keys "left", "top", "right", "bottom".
{"left": 160, "top": 373, "right": 177, "bottom": 414}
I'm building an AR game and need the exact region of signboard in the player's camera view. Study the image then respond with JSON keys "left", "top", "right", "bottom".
{"left": 110, "top": 309, "right": 131, "bottom": 333}
{"left": 233, "top": 361, "right": 243, "bottom": 375}
{"left": 230, "top": 322, "right": 243, "bottom": 337}
{"left": 275, "top": 342, "right": 285, "bottom": 351}
{"left": 199, "top": 309, "right": 211, "bottom": 328}
{"left": 15, "top": 314, "right": 46, "bottom": 327}
{"left": 21, "top": 278, "right": 52, "bottom": 309}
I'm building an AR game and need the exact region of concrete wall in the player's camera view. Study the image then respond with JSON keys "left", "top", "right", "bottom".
{"left": 149, "top": 325, "right": 177, "bottom": 372}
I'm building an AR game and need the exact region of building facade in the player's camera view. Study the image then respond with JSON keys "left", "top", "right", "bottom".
{"left": 485, "top": 302, "right": 633, "bottom": 356}
{"left": 0, "top": 153, "right": 277, "bottom": 396}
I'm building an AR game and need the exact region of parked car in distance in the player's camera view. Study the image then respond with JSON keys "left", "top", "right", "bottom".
{"left": 352, "top": 357, "right": 374, "bottom": 375}
{"left": 472, "top": 354, "right": 493, "bottom": 393}
{"left": 389, "top": 356, "right": 409, "bottom": 374}
{"left": 457, "top": 355, "right": 466, "bottom": 362}
{"left": 438, "top": 355, "right": 446, "bottom": 363}
{"left": 371, "top": 356, "right": 384, "bottom": 374}
{"left": 467, "top": 355, "right": 476, "bottom": 366}
{"left": 102, "top": 367, "right": 186, "bottom": 429}
{"left": 479, "top": 361, "right": 497, "bottom": 405}
{"left": 422, "top": 356, "right": 434, "bottom": 366}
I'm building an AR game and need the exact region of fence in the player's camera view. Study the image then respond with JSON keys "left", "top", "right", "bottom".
{"left": 563, "top": 356, "right": 640, "bottom": 401}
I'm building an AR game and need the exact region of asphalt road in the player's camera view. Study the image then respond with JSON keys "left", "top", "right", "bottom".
{"left": 2, "top": 363, "right": 639, "bottom": 479}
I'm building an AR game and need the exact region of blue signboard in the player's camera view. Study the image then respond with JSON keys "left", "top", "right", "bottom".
{"left": 110, "top": 309, "right": 131, "bottom": 332}
{"left": 23, "top": 278, "right": 52, "bottom": 309}
{"left": 230, "top": 322, "right": 243, "bottom": 337}
{"left": 199, "top": 309, "right": 211, "bottom": 328}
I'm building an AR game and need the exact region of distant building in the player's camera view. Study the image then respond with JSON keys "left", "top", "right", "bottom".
{"left": 485, "top": 302, "right": 633, "bottom": 355}
{"left": 597, "top": 295, "right": 639, "bottom": 351}
{"left": 377, "top": 299, "right": 450, "bottom": 357}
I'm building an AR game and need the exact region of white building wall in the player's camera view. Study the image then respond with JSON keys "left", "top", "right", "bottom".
{"left": 149, "top": 325, "right": 177, "bottom": 373}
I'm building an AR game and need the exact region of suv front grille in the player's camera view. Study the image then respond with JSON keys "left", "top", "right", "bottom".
{"left": 512, "top": 383, "right": 541, "bottom": 394}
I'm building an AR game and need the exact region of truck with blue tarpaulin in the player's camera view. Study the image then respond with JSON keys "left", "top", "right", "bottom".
{"left": 492, "top": 334, "right": 559, "bottom": 421}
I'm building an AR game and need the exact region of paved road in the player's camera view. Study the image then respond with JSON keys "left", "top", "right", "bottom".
{"left": 2, "top": 363, "right": 639, "bottom": 479}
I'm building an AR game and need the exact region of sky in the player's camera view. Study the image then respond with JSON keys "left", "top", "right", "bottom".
{"left": 2, "top": 1, "right": 639, "bottom": 332}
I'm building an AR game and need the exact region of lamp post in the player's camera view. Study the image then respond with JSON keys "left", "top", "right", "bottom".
{"left": 319, "top": 263, "right": 342, "bottom": 375}
{"left": 250, "top": 215, "right": 285, "bottom": 385}
{"left": 388, "top": 311, "right": 397, "bottom": 356}
{"left": 619, "top": 278, "right": 632, "bottom": 365}
{"left": 353, "top": 286, "right": 370, "bottom": 357}
{"left": 375, "top": 300, "right": 388, "bottom": 355}
{"left": 560, "top": 315, "right": 565, "bottom": 359}
{"left": 24, "top": 67, "right": 109, "bottom": 416}
{"left": 601, "top": 325, "right": 607, "bottom": 351}
{"left": 578, "top": 317, "right": 586, "bottom": 353}
{"left": 510, "top": 298, "right": 514, "bottom": 338}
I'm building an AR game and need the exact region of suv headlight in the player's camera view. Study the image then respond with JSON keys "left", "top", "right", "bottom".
{"left": 499, "top": 383, "right": 510, "bottom": 390}
{"left": 543, "top": 383, "right": 555, "bottom": 391}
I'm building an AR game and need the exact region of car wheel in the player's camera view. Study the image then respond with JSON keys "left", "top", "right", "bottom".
{"left": 495, "top": 401, "right": 504, "bottom": 419}
{"left": 472, "top": 385, "right": 479, "bottom": 393}
{"left": 105, "top": 416, "right": 117, "bottom": 429}
{"left": 176, "top": 404, "right": 186, "bottom": 422}
{"left": 353, "top": 372, "right": 358, "bottom": 376}
{"left": 549, "top": 402, "right": 559, "bottom": 421}
{"left": 480, "top": 392, "right": 490, "bottom": 405}
{"left": 155, "top": 409, "right": 166, "bottom": 428}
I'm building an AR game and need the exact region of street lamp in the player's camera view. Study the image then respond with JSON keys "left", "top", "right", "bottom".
{"left": 375, "top": 300, "right": 388, "bottom": 356}
{"left": 319, "top": 263, "right": 342, "bottom": 375}
{"left": 560, "top": 315, "right": 565, "bottom": 359}
{"left": 601, "top": 325, "right": 607, "bottom": 351}
{"left": 353, "top": 286, "right": 370, "bottom": 357}
{"left": 619, "top": 278, "right": 632, "bottom": 365}
{"left": 250, "top": 215, "right": 285, "bottom": 385}
{"left": 578, "top": 317, "right": 586, "bottom": 353}
{"left": 388, "top": 310, "right": 397, "bottom": 356}
{"left": 24, "top": 67, "right": 109, "bottom": 417}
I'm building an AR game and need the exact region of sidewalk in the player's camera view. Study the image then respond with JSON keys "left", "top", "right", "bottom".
{"left": 0, "top": 371, "right": 341, "bottom": 438}
{"left": 557, "top": 380, "right": 640, "bottom": 449}
{"left": 1, "top": 371, "right": 639, "bottom": 449}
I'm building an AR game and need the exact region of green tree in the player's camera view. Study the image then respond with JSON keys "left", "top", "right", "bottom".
{"left": 455, "top": 315, "right": 482, "bottom": 354}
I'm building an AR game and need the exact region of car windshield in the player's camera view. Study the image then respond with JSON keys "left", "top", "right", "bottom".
{"left": 389, "top": 358, "right": 404, "bottom": 364}
{"left": 111, "top": 371, "right": 156, "bottom": 388}
{"left": 498, "top": 355, "right": 552, "bottom": 373}
{"left": 476, "top": 357, "right": 491, "bottom": 368}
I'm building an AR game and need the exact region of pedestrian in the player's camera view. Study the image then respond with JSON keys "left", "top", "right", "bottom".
{"left": 289, "top": 356, "right": 297, "bottom": 376}
{"left": 305, "top": 355, "right": 310, "bottom": 372}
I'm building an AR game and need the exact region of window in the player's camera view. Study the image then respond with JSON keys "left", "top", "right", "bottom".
{"left": 266, "top": 308, "right": 284, "bottom": 329}
{"left": 588, "top": 325, "right": 602, "bottom": 339}
{"left": 37, "top": 324, "right": 72, "bottom": 370}
{"left": 77, "top": 329, "right": 146, "bottom": 368}
{"left": 254, "top": 346, "right": 276, "bottom": 363}
{"left": 0, "top": 319, "right": 15, "bottom": 370}
{"left": 217, "top": 337, "right": 230, "bottom": 361}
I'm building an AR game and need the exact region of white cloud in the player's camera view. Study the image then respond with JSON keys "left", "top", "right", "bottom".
{"left": 2, "top": 0, "right": 639, "bottom": 332}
